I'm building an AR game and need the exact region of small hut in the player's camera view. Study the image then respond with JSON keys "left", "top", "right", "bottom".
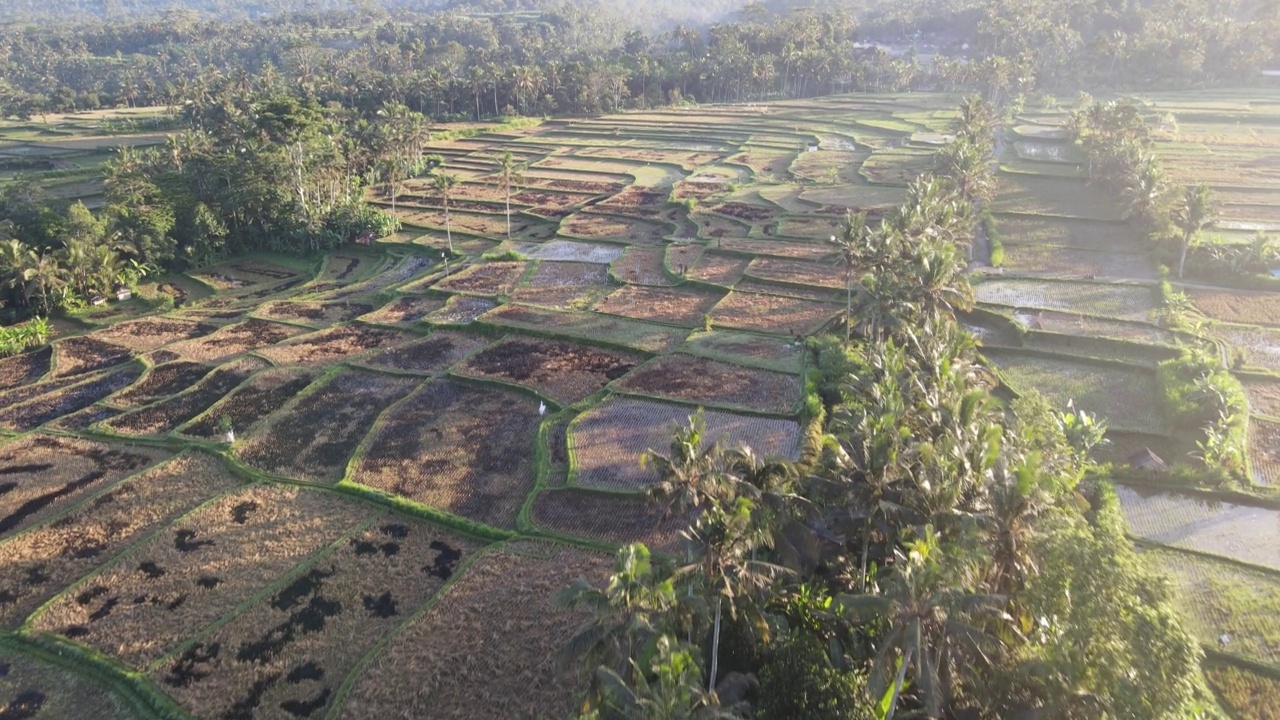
{"left": 1127, "top": 447, "right": 1168, "bottom": 472}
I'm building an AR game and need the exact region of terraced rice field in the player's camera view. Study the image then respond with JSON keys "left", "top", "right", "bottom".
{"left": 1, "top": 90, "right": 1275, "bottom": 718}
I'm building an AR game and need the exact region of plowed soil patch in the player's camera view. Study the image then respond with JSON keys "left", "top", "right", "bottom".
{"left": 457, "top": 336, "right": 641, "bottom": 404}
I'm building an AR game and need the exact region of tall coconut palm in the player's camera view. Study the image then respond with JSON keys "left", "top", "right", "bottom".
{"left": 594, "top": 635, "right": 741, "bottom": 720}
{"left": 838, "top": 526, "right": 1008, "bottom": 719}
{"left": 1172, "top": 183, "right": 1216, "bottom": 279}
{"left": 0, "top": 238, "right": 36, "bottom": 305}
{"left": 678, "top": 492, "right": 789, "bottom": 692}
{"left": 23, "top": 252, "right": 67, "bottom": 315}
{"left": 433, "top": 170, "right": 458, "bottom": 253}
{"left": 1119, "top": 152, "right": 1167, "bottom": 226}
{"left": 497, "top": 151, "right": 526, "bottom": 240}
{"left": 643, "top": 412, "right": 731, "bottom": 524}
{"left": 558, "top": 543, "right": 679, "bottom": 685}
{"left": 828, "top": 211, "right": 870, "bottom": 344}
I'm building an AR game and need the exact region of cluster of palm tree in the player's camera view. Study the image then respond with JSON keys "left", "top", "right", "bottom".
{"left": 558, "top": 102, "right": 1212, "bottom": 720}
{"left": 0, "top": 202, "right": 147, "bottom": 315}
{"left": 1069, "top": 99, "right": 1233, "bottom": 280}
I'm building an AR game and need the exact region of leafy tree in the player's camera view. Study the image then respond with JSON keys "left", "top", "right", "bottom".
{"left": 757, "top": 635, "right": 875, "bottom": 720}
{"left": 1172, "top": 183, "right": 1217, "bottom": 279}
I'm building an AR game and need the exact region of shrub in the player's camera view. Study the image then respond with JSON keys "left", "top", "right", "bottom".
{"left": 0, "top": 317, "right": 51, "bottom": 358}
{"left": 758, "top": 634, "right": 875, "bottom": 720}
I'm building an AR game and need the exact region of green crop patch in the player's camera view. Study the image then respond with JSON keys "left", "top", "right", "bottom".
{"left": 1146, "top": 548, "right": 1280, "bottom": 666}
{"left": 1204, "top": 662, "right": 1280, "bottom": 720}
{"left": 1000, "top": 245, "right": 1159, "bottom": 280}
{"left": 570, "top": 397, "right": 801, "bottom": 492}
{"left": 31, "top": 484, "right": 373, "bottom": 669}
{"left": 996, "top": 215, "right": 1147, "bottom": 252}
{"left": 993, "top": 175, "right": 1124, "bottom": 221}
{"left": 984, "top": 349, "right": 1165, "bottom": 434}
{"left": 351, "top": 379, "right": 541, "bottom": 529}
{"left": 860, "top": 147, "right": 935, "bottom": 185}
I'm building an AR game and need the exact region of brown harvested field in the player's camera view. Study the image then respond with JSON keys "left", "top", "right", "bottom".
{"left": 745, "top": 257, "right": 845, "bottom": 289}
{"left": 479, "top": 303, "right": 688, "bottom": 354}
{"left": 561, "top": 212, "right": 667, "bottom": 243}
{"left": 530, "top": 489, "right": 684, "bottom": 554}
{"left": 665, "top": 243, "right": 704, "bottom": 277}
{"left": 89, "top": 318, "right": 216, "bottom": 352}
{"left": 357, "top": 296, "right": 446, "bottom": 327}
{"left": 167, "top": 318, "right": 306, "bottom": 363}
{"left": 682, "top": 329, "right": 805, "bottom": 374}
{"left": 710, "top": 291, "right": 840, "bottom": 335}
{"left": 154, "top": 516, "right": 485, "bottom": 720}
{"left": 524, "top": 260, "right": 612, "bottom": 287}
{"left": 693, "top": 211, "right": 753, "bottom": 240}
{"left": 0, "top": 435, "right": 169, "bottom": 540}
{"left": 1249, "top": 418, "right": 1280, "bottom": 485}
{"left": 181, "top": 367, "right": 318, "bottom": 440}
{"left": 595, "top": 188, "right": 670, "bottom": 219}
{"left": 256, "top": 301, "right": 375, "bottom": 327}
{"left": 1214, "top": 324, "right": 1280, "bottom": 372}
{"left": 32, "top": 484, "right": 373, "bottom": 669}
{"left": 710, "top": 201, "right": 780, "bottom": 223}
{"left": 255, "top": 325, "right": 408, "bottom": 366}
{"left": 734, "top": 278, "right": 842, "bottom": 303}
{"left": 104, "top": 358, "right": 269, "bottom": 436}
{"left": 238, "top": 369, "right": 418, "bottom": 484}
{"left": 0, "top": 644, "right": 141, "bottom": 718}
{"left": 613, "top": 353, "right": 801, "bottom": 414}
{"left": 611, "top": 246, "right": 677, "bottom": 286}
{"left": 192, "top": 260, "right": 299, "bottom": 290}
{"left": 594, "top": 286, "right": 724, "bottom": 327}
{"left": 431, "top": 261, "right": 528, "bottom": 296}
{"left": 317, "top": 253, "right": 380, "bottom": 283}
{"left": 0, "top": 453, "right": 243, "bottom": 626}
{"left": 0, "top": 365, "right": 144, "bottom": 431}
{"left": 0, "top": 346, "right": 51, "bottom": 390}
{"left": 511, "top": 283, "right": 611, "bottom": 309}
{"left": 570, "top": 397, "right": 802, "bottom": 491}
{"left": 775, "top": 214, "right": 843, "bottom": 239}
{"left": 338, "top": 546, "right": 611, "bottom": 720}
{"left": 1191, "top": 289, "right": 1280, "bottom": 328}
{"left": 1204, "top": 662, "right": 1280, "bottom": 720}
{"left": 360, "top": 331, "right": 490, "bottom": 375}
{"left": 0, "top": 372, "right": 90, "bottom": 412}
{"left": 688, "top": 252, "right": 750, "bottom": 285}
{"left": 425, "top": 295, "right": 499, "bottom": 325}
{"left": 45, "top": 405, "right": 123, "bottom": 432}
{"left": 52, "top": 336, "right": 132, "bottom": 377}
{"left": 1244, "top": 377, "right": 1280, "bottom": 419}
{"left": 730, "top": 148, "right": 795, "bottom": 179}
{"left": 351, "top": 379, "right": 541, "bottom": 529}
{"left": 719, "top": 237, "right": 831, "bottom": 260}
{"left": 110, "top": 361, "right": 213, "bottom": 408}
{"left": 455, "top": 336, "right": 642, "bottom": 404}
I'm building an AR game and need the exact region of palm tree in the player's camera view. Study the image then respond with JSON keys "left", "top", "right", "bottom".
{"left": 1119, "top": 153, "right": 1166, "bottom": 226}
{"left": 433, "top": 170, "right": 458, "bottom": 253}
{"left": 594, "top": 635, "right": 742, "bottom": 720}
{"left": 0, "top": 238, "right": 36, "bottom": 305}
{"left": 643, "top": 412, "right": 731, "bottom": 524}
{"left": 558, "top": 543, "right": 679, "bottom": 685}
{"left": 23, "top": 252, "right": 67, "bottom": 315}
{"left": 935, "top": 138, "right": 993, "bottom": 208}
{"left": 1172, "top": 183, "right": 1216, "bottom": 279}
{"left": 838, "top": 526, "right": 1008, "bottom": 719}
{"left": 497, "top": 151, "right": 526, "bottom": 241}
{"left": 828, "top": 212, "right": 870, "bottom": 344}
{"left": 678, "top": 492, "right": 788, "bottom": 692}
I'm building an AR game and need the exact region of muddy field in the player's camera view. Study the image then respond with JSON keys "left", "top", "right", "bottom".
{"left": 456, "top": 336, "right": 641, "bottom": 403}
